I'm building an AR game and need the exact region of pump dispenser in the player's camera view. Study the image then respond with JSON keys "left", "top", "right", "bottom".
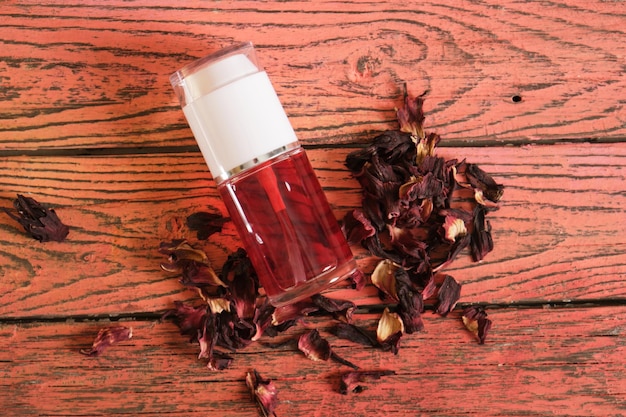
{"left": 170, "top": 42, "right": 357, "bottom": 306}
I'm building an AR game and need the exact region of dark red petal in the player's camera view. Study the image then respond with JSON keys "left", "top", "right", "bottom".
{"left": 298, "top": 329, "right": 332, "bottom": 361}
{"left": 465, "top": 163, "right": 504, "bottom": 204}
{"left": 436, "top": 275, "right": 462, "bottom": 316}
{"left": 312, "top": 294, "right": 357, "bottom": 323}
{"left": 397, "top": 281, "right": 425, "bottom": 334}
{"left": 246, "top": 369, "right": 279, "bottom": 417}
{"left": 332, "top": 322, "right": 378, "bottom": 347}
{"left": 4, "top": 195, "right": 70, "bottom": 242}
{"left": 220, "top": 248, "right": 259, "bottom": 319}
{"left": 80, "top": 326, "right": 132, "bottom": 357}
{"left": 164, "top": 301, "right": 207, "bottom": 342}
{"left": 396, "top": 93, "right": 425, "bottom": 139}
{"left": 342, "top": 209, "right": 376, "bottom": 246}
{"left": 252, "top": 299, "right": 276, "bottom": 341}
{"left": 186, "top": 211, "right": 227, "bottom": 240}
{"left": 462, "top": 306, "right": 493, "bottom": 344}
{"left": 271, "top": 300, "right": 318, "bottom": 326}
{"left": 348, "top": 269, "right": 367, "bottom": 291}
{"left": 471, "top": 207, "right": 494, "bottom": 262}
{"left": 340, "top": 370, "right": 396, "bottom": 395}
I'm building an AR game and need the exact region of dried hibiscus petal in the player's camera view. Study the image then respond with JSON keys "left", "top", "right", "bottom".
{"left": 371, "top": 259, "right": 399, "bottom": 301}
{"left": 436, "top": 275, "right": 462, "bottom": 316}
{"left": 186, "top": 211, "right": 227, "bottom": 240}
{"left": 298, "top": 329, "right": 358, "bottom": 369}
{"left": 220, "top": 248, "right": 259, "bottom": 319}
{"left": 465, "top": 163, "right": 504, "bottom": 205}
{"left": 471, "top": 206, "right": 494, "bottom": 262}
{"left": 462, "top": 306, "right": 492, "bottom": 344}
{"left": 339, "top": 370, "right": 396, "bottom": 395}
{"left": 80, "top": 326, "right": 133, "bottom": 357}
{"left": 163, "top": 301, "right": 207, "bottom": 342}
{"left": 4, "top": 194, "right": 69, "bottom": 242}
{"left": 246, "top": 369, "right": 279, "bottom": 417}
{"left": 332, "top": 322, "right": 378, "bottom": 348}
{"left": 311, "top": 294, "right": 356, "bottom": 323}
{"left": 396, "top": 279, "right": 424, "bottom": 334}
{"left": 159, "top": 240, "right": 227, "bottom": 289}
{"left": 377, "top": 308, "right": 404, "bottom": 354}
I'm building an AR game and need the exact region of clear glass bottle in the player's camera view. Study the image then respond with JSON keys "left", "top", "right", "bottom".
{"left": 170, "top": 42, "right": 357, "bottom": 307}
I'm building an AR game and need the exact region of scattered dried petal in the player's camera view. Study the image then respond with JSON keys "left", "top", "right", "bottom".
{"left": 311, "top": 294, "right": 356, "bottom": 323}
{"left": 462, "top": 306, "right": 492, "bottom": 344}
{"left": 465, "top": 163, "right": 504, "bottom": 204}
{"left": 221, "top": 248, "right": 259, "bottom": 319}
{"left": 396, "top": 279, "right": 425, "bottom": 334}
{"left": 436, "top": 275, "right": 462, "bottom": 316}
{"left": 396, "top": 92, "right": 425, "bottom": 140}
{"left": 186, "top": 211, "right": 227, "bottom": 240}
{"left": 80, "top": 326, "right": 132, "bottom": 357}
{"left": 376, "top": 308, "right": 404, "bottom": 354}
{"left": 246, "top": 369, "right": 279, "bottom": 417}
{"left": 332, "top": 322, "right": 378, "bottom": 347}
{"left": 163, "top": 301, "right": 207, "bottom": 342}
{"left": 371, "top": 259, "right": 399, "bottom": 301}
{"left": 340, "top": 370, "right": 396, "bottom": 395}
{"left": 442, "top": 214, "right": 467, "bottom": 243}
{"left": 4, "top": 194, "right": 69, "bottom": 242}
{"left": 471, "top": 207, "right": 494, "bottom": 262}
{"left": 271, "top": 300, "right": 318, "bottom": 326}
{"left": 298, "top": 329, "right": 332, "bottom": 361}
{"left": 159, "top": 240, "right": 228, "bottom": 289}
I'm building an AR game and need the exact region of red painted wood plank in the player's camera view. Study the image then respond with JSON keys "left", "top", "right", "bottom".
{"left": 0, "top": 143, "right": 624, "bottom": 317}
{"left": 0, "top": 0, "right": 624, "bottom": 150}
{"left": 1, "top": 307, "right": 624, "bottom": 416}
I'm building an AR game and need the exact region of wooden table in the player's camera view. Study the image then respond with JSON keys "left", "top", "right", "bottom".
{"left": 1, "top": 1, "right": 625, "bottom": 416}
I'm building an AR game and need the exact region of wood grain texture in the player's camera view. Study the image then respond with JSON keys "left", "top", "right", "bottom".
{"left": 1, "top": 0, "right": 624, "bottom": 151}
{"left": 1, "top": 307, "right": 624, "bottom": 416}
{"left": 1, "top": 143, "right": 625, "bottom": 318}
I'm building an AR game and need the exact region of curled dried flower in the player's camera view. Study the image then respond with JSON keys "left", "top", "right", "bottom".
{"left": 332, "top": 322, "right": 378, "bottom": 348}
{"left": 377, "top": 308, "right": 404, "bottom": 354}
{"left": 246, "top": 369, "right": 279, "bottom": 417}
{"left": 371, "top": 259, "right": 399, "bottom": 301}
{"left": 4, "top": 194, "right": 69, "bottom": 242}
{"left": 80, "top": 326, "right": 133, "bottom": 357}
{"left": 462, "top": 306, "right": 492, "bottom": 344}
{"left": 298, "top": 329, "right": 359, "bottom": 369}
{"left": 465, "top": 163, "right": 504, "bottom": 205}
{"left": 221, "top": 248, "right": 259, "bottom": 320}
{"left": 311, "top": 294, "right": 356, "bottom": 323}
{"left": 436, "top": 275, "right": 462, "bottom": 316}
{"left": 396, "top": 279, "right": 425, "bottom": 334}
{"left": 298, "top": 329, "right": 332, "bottom": 361}
{"left": 163, "top": 301, "right": 208, "bottom": 342}
{"left": 339, "top": 370, "right": 396, "bottom": 395}
{"left": 396, "top": 92, "right": 425, "bottom": 140}
{"left": 271, "top": 300, "right": 318, "bottom": 326}
{"left": 442, "top": 214, "right": 467, "bottom": 243}
{"left": 159, "top": 240, "right": 227, "bottom": 289}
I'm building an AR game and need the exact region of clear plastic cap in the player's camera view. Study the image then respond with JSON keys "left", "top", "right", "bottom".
{"left": 170, "top": 42, "right": 299, "bottom": 182}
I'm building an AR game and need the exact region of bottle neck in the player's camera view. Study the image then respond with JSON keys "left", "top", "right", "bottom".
{"left": 214, "top": 142, "right": 300, "bottom": 184}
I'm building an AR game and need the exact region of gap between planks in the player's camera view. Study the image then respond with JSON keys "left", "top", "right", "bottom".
{"left": 2, "top": 298, "right": 626, "bottom": 325}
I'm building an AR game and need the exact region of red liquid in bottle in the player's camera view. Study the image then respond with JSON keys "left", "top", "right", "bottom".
{"left": 218, "top": 147, "right": 356, "bottom": 306}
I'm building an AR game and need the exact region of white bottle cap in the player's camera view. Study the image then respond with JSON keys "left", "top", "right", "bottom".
{"left": 170, "top": 42, "right": 299, "bottom": 183}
